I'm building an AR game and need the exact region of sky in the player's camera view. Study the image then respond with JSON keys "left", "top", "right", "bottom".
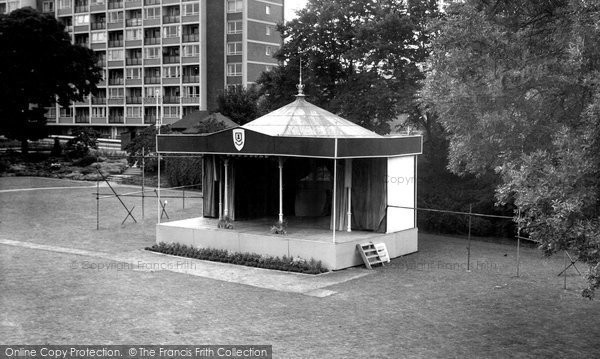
{"left": 284, "top": 0, "right": 308, "bottom": 21}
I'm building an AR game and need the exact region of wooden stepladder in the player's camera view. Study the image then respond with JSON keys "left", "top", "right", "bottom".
{"left": 357, "top": 242, "right": 390, "bottom": 269}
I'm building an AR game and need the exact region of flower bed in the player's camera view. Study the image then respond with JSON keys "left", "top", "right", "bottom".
{"left": 146, "top": 242, "right": 329, "bottom": 274}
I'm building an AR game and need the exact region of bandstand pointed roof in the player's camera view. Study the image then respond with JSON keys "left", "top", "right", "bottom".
{"left": 243, "top": 95, "right": 381, "bottom": 138}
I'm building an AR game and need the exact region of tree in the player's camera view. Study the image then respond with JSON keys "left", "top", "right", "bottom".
{"left": 257, "top": 0, "right": 441, "bottom": 134}
{"left": 216, "top": 85, "right": 262, "bottom": 125}
{"left": 421, "top": 0, "right": 600, "bottom": 298}
{"left": 0, "top": 7, "right": 102, "bottom": 153}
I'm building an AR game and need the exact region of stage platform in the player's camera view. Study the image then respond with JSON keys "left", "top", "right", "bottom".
{"left": 156, "top": 217, "right": 418, "bottom": 270}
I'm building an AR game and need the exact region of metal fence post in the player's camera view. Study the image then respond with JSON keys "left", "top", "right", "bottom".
{"left": 467, "top": 204, "right": 472, "bottom": 272}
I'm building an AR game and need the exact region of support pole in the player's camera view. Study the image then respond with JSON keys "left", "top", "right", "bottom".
{"left": 332, "top": 159, "right": 337, "bottom": 243}
{"left": 345, "top": 158, "right": 352, "bottom": 232}
{"left": 156, "top": 89, "right": 161, "bottom": 225}
{"left": 141, "top": 147, "right": 145, "bottom": 218}
{"left": 223, "top": 158, "right": 229, "bottom": 218}
{"left": 278, "top": 157, "right": 283, "bottom": 223}
{"left": 467, "top": 203, "right": 472, "bottom": 272}
{"left": 182, "top": 188, "right": 185, "bottom": 209}
{"left": 516, "top": 209, "right": 521, "bottom": 277}
{"left": 96, "top": 180, "right": 99, "bottom": 230}
{"left": 563, "top": 251, "right": 568, "bottom": 290}
{"left": 218, "top": 164, "right": 223, "bottom": 220}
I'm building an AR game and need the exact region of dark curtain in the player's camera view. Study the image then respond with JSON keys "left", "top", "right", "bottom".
{"left": 351, "top": 158, "right": 387, "bottom": 233}
{"left": 202, "top": 155, "right": 217, "bottom": 218}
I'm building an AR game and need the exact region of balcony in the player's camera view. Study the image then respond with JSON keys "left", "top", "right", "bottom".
{"left": 163, "top": 96, "right": 180, "bottom": 104}
{"left": 109, "top": 78, "right": 124, "bottom": 85}
{"left": 182, "top": 34, "right": 199, "bottom": 43}
{"left": 126, "top": 58, "right": 142, "bottom": 66}
{"left": 144, "top": 37, "right": 160, "bottom": 45}
{"left": 144, "top": 77, "right": 160, "bottom": 84}
{"left": 108, "top": 0, "right": 123, "bottom": 9}
{"left": 75, "top": 116, "right": 90, "bottom": 123}
{"left": 144, "top": 0, "right": 159, "bottom": 5}
{"left": 126, "top": 18, "right": 142, "bottom": 27}
{"left": 75, "top": 42, "right": 90, "bottom": 48}
{"left": 144, "top": 97, "right": 157, "bottom": 104}
{"left": 91, "top": 22, "right": 106, "bottom": 30}
{"left": 163, "top": 56, "right": 180, "bottom": 64}
{"left": 108, "top": 40, "right": 124, "bottom": 47}
{"left": 108, "top": 116, "right": 124, "bottom": 123}
{"left": 144, "top": 115, "right": 156, "bottom": 124}
{"left": 183, "top": 75, "right": 199, "bottom": 83}
{"left": 126, "top": 96, "right": 142, "bottom": 104}
{"left": 181, "top": 96, "right": 200, "bottom": 104}
{"left": 75, "top": 5, "right": 89, "bottom": 13}
{"left": 92, "top": 97, "right": 107, "bottom": 105}
{"left": 163, "top": 15, "right": 180, "bottom": 24}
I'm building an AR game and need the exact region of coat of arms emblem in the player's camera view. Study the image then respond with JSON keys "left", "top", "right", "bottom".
{"left": 232, "top": 128, "right": 245, "bottom": 151}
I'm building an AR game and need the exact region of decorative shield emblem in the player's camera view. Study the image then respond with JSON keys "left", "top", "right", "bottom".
{"left": 232, "top": 128, "right": 245, "bottom": 151}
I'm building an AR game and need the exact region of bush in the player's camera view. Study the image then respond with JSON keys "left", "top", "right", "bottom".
{"left": 164, "top": 156, "right": 202, "bottom": 188}
{"left": 73, "top": 155, "right": 97, "bottom": 167}
{"left": 146, "top": 242, "right": 329, "bottom": 274}
{"left": 66, "top": 128, "right": 99, "bottom": 158}
{"left": 50, "top": 137, "right": 62, "bottom": 157}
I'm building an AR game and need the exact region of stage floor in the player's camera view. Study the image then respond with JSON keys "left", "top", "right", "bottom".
{"left": 159, "top": 216, "right": 384, "bottom": 243}
{"left": 157, "top": 216, "right": 419, "bottom": 270}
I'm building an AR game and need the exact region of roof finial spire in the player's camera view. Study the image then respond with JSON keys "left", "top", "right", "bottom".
{"left": 296, "top": 55, "right": 305, "bottom": 97}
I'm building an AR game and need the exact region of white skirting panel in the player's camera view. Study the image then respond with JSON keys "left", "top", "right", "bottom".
{"left": 386, "top": 156, "right": 415, "bottom": 233}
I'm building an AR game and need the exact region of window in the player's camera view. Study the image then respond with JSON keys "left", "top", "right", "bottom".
{"left": 57, "top": 0, "right": 71, "bottom": 10}
{"left": 163, "top": 25, "right": 179, "bottom": 38}
{"left": 182, "top": 2, "right": 199, "bottom": 16}
{"left": 226, "top": 0, "right": 242, "bottom": 13}
{"left": 108, "top": 88, "right": 124, "bottom": 99}
{"left": 227, "top": 63, "right": 242, "bottom": 76}
{"left": 91, "top": 0, "right": 104, "bottom": 5}
{"left": 107, "top": 49, "right": 124, "bottom": 61}
{"left": 265, "top": 46, "right": 273, "bottom": 56}
{"left": 144, "top": 7, "right": 160, "bottom": 19}
{"left": 91, "top": 32, "right": 106, "bottom": 43}
{"left": 265, "top": 5, "right": 270, "bottom": 15}
{"left": 125, "top": 29, "right": 142, "bottom": 40}
{"left": 182, "top": 44, "right": 199, "bottom": 57}
{"left": 227, "top": 20, "right": 242, "bottom": 34}
{"left": 108, "top": 11, "right": 123, "bottom": 23}
{"left": 227, "top": 42, "right": 242, "bottom": 55}
{"left": 144, "top": 47, "right": 160, "bottom": 59}
{"left": 91, "top": 107, "right": 106, "bottom": 117}
{"left": 183, "top": 86, "right": 199, "bottom": 98}
{"left": 163, "top": 106, "right": 180, "bottom": 117}
{"left": 162, "top": 66, "right": 180, "bottom": 78}
{"left": 43, "top": 1, "right": 54, "bottom": 12}
{"left": 265, "top": 65, "right": 273, "bottom": 72}
{"left": 125, "top": 68, "right": 141, "bottom": 79}
{"left": 74, "top": 15, "right": 89, "bottom": 25}
{"left": 266, "top": 25, "right": 272, "bottom": 36}
{"left": 126, "top": 107, "right": 142, "bottom": 117}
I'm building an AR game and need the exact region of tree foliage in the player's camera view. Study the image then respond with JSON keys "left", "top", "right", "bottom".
{"left": 216, "top": 86, "right": 262, "bottom": 125}
{"left": 257, "top": 0, "right": 441, "bottom": 134}
{"left": 422, "top": 0, "right": 600, "bottom": 298}
{"left": 0, "top": 7, "right": 102, "bottom": 152}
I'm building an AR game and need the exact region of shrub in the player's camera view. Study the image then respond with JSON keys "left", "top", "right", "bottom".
{"left": 73, "top": 155, "right": 97, "bottom": 167}
{"left": 146, "top": 242, "right": 329, "bottom": 274}
{"left": 66, "top": 128, "right": 99, "bottom": 158}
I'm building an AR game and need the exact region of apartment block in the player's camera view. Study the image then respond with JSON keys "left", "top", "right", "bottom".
{"left": 0, "top": 0, "right": 283, "bottom": 138}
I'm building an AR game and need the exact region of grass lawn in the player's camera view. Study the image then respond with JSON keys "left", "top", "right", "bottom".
{"left": 0, "top": 177, "right": 599, "bottom": 358}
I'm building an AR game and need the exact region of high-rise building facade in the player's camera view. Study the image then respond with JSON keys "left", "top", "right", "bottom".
{"left": 0, "top": 0, "right": 283, "bottom": 138}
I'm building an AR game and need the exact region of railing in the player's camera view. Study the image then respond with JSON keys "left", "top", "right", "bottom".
{"left": 108, "top": 40, "right": 124, "bottom": 47}
{"left": 183, "top": 75, "right": 199, "bottom": 83}
{"left": 109, "top": 78, "right": 124, "bottom": 85}
{"left": 74, "top": 5, "right": 89, "bottom": 12}
{"left": 92, "top": 97, "right": 107, "bottom": 104}
{"left": 163, "top": 96, "right": 180, "bottom": 104}
{"left": 107, "top": 0, "right": 123, "bottom": 9}
{"left": 144, "top": 37, "right": 160, "bottom": 45}
{"left": 163, "top": 15, "right": 180, "bottom": 23}
{"left": 144, "top": 0, "right": 159, "bottom": 5}
{"left": 126, "top": 58, "right": 142, "bottom": 65}
{"left": 182, "top": 34, "right": 199, "bottom": 42}
{"left": 125, "top": 18, "right": 142, "bottom": 27}
{"left": 75, "top": 116, "right": 90, "bottom": 123}
{"left": 144, "top": 77, "right": 160, "bottom": 84}
{"left": 126, "top": 96, "right": 142, "bottom": 104}
{"left": 163, "top": 56, "right": 180, "bottom": 64}
{"left": 108, "top": 115, "right": 124, "bottom": 123}
{"left": 76, "top": 42, "right": 90, "bottom": 48}
{"left": 91, "top": 22, "right": 106, "bottom": 30}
